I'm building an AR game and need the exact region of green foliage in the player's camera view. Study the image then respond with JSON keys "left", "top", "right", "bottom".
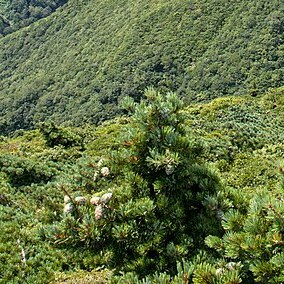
{"left": 0, "top": 91, "right": 284, "bottom": 282}
{"left": 46, "top": 90, "right": 224, "bottom": 278}
{"left": 55, "top": 269, "right": 112, "bottom": 284}
{"left": 0, "top": 0, "right": 67, "bottom": 35}
{"left": 205, "top": 172, "right": 284, "bottom": 282}
{"left": 0, "top": 153, "right": 57, "bottom": 186}
{"left": 38, "top": 121, "right": 84, "bottom": 148}
{"left": 0, "top": 174, "right": 67, "bottom": 283}
{"left": 0, "top": 127, "right": 88, "bottom": 283}
{"left": 1, "top": 0, "right": 284, "bottom": 133}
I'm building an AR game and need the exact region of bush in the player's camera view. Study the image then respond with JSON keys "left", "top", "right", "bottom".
{"left": 38, "top": 122, "right": 84, "bottom": 148}
{"left": 0, "top": 154, "right": 57, "bottom": 187}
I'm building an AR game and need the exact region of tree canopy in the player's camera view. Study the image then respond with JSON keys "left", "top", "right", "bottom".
{"left": 1, "top": 0, "right": 284, "bottom": 133}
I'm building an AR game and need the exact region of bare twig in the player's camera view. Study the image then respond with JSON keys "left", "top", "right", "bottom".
{"left": 17, "top": 239, "right": 26, "bottom": 266}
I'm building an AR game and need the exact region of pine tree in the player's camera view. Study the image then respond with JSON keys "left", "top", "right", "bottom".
{"left": 48, "top": 89, "right": 224, "bottom": 277}
{"left": 205, "top": 166, "right": 284, "bottom": 283}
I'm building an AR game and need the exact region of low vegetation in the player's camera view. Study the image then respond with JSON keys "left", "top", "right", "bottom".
{"left": 1, "top": 88, "right": 284, "bottom": 283}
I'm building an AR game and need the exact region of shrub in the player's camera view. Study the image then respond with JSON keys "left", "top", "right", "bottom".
{"left": 38, "top": 122, "right": 84, "bottom": 148}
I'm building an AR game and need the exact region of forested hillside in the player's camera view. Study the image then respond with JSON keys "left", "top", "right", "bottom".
{"left": 1, "top": 0, "right": 284, "bottom": 134}
{"left": 0, "top": 0, "right": 68, "bottom": 35}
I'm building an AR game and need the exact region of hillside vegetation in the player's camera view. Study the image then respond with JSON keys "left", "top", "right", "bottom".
{"left": 1, "top": 89, "right": 284, "bottom": 283}
{"left": 1, "top": 0, "right": 284, "bottom": 133}
{"left": 2, "top": 0, "right": 284, "bottom": 282}
{"left": 0, "top": 0, "right": 68, "bottom": 35}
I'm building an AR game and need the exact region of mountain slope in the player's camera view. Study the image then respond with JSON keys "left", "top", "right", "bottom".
{"left": 0, "top": 0, "right": 68, "bottom": 35}
{"left": 1, "top": 0, "right": 284, "bottom": 134}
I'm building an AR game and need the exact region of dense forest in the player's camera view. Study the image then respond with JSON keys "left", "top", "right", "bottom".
{"left": 1, "top": 0, "right": 284, "bottom": 134}
{"left": 1, "top": 0, "right": 284, "bottom": 283}
{"left": 0, "top": 0, "right": 67, "bottom": 35}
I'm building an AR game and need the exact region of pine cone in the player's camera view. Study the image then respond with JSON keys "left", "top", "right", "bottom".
{"left": 90, "top": 196, "right": 101, "bottom": 206}
{"left": 101, "top": 167, "right": 110, "bottom": 177}
{"left": 64, "top": 195, "right": 70, "bottom": 204}
{"left": 95, "top": 205, "right": 104, "bottom": 220}
{"left": 165, "top": 164, "right": 174, "bottom": 175}
{"left": 216, "top": 268, "right": 225, "bottom": 276}
{"left": 75, "top": 196, "right": 87, "bottom": 205}
{"left": 64, "top": 203, "right": 74, "bottom": 214}
{"left": 101, "top": 192, "right": 112, "bottom": 204}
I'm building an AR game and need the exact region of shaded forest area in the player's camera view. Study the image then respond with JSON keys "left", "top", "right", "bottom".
{"left": 0, "top": 0, "right": 67, "bottom": 35}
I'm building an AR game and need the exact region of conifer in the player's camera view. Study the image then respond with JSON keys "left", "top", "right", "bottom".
{"left": 49, "top": 89, "right": 224, "bottom": 277}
